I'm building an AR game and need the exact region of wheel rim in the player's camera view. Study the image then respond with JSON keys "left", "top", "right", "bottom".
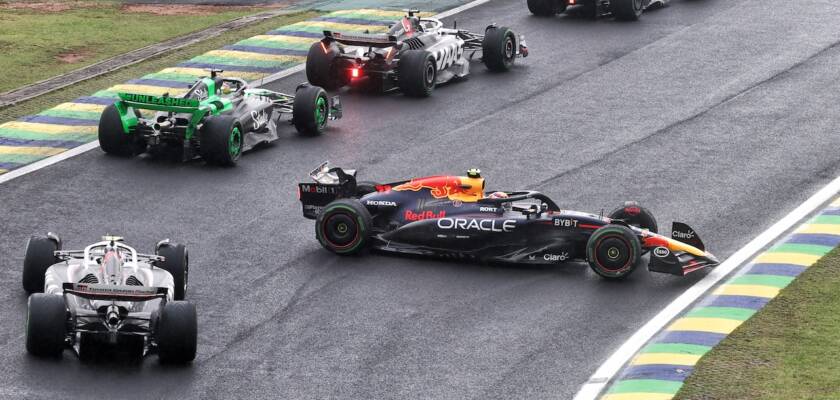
{"left": 323, "top": 212, "right": 359, "bottom": 248}
{"left": 595, "top": 236, "right": 632, "bottom": 272}
{"left": 504, "top": 36, "right": 514, "bottom": 61}
{"left": 228, "top": 126, "right": 242, "bottom": 158}
{"left": 424, "top": 61, "right": 435, "bottom": 87}
{"left": 315, "top": 96, "right": 327, "bottom": 128}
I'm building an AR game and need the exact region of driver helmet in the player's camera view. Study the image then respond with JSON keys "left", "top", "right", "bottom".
{"left": 221, "top": 81, "right": 233, "bottom": 95}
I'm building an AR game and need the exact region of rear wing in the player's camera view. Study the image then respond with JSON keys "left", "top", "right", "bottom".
{"left": 323, "top": 30, "right": 399, "bottom": 48}
{"left": 298, "top": 161, "right": 358, "bottom": 219}
{"left": 63, "top": 283, "right": 167, "bottom": 302}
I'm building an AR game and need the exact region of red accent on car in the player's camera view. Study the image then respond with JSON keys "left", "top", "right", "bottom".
{"left": 320, "top": 41, "right": 329, "bottom": 54}
{"left": 624, "top": 206, "right": 641, "bottom": 216}
{"left": 643, "top": 236, "right": 670, "bottom": 248}
{"left": 579, "top": 224, "right": 601, "bottom": 229}
{"left": 351, "top": 68, "right": 361, "bottom": 78}
{"left": 375, "top": 184, "right": 392, "bottom": 192}
{"left": 404, "top": 210, "right": 446, "bottom": 221}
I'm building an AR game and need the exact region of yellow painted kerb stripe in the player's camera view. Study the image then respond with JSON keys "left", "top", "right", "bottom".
{"left": 1, "top": 121, "right": 97, "bottom": 135}
{"left": 714, "top": 284, "right": 779, "bottom": 298}
{"left": 831, "top": 197, "right": 840, "bottom": 207}
{"left": 158, "top": 67, "right": 266, "bottom": 81}
{"left": 53, "top": 102, "right": 106, "bottom": 113}
{"left": 251, "top": 34, "right": 318, "bottom": 46}
{"left": 0, "top": 146, "right": 66, "bottom": 157}
{"left": 108, "top": 84, "right": 188, "bottom": 97}
{"left": 754, "top": 252, "right": 820, "bottom": 266}
{"left": 292, "top": 20, "right": 390, "bottom": 33}
{"left": 667, "top": 317, "right": 744, "bottom": 334}
{"left": 205, "top": 50, "right": 305, "bottom": 63}
{"left": 602, "top": 393, "right": 675, "bottom": 400}
{"left": 796, "top": 224, "right": 840, "bottom": 236}
{"left": 630, "top": 352, "right": 702, "bottom": 366}
{"left": 0, "top": 168, "right": 7, "bottom": 174}
{"left": 330, "top": 9, "right": 406, "bottom": 18}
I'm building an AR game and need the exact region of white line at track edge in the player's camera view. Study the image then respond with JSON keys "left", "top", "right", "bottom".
{"left": 573, "top": 174, "right": 840, "bottom": 400}
{"left": 0, "top": 0, "right": 495, "bottom": 186}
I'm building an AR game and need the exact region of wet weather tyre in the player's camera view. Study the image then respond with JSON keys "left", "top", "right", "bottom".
{"left": 23, "top": 235, "right": 61, "bottom": 293}
{"left": 608, "top": 201, "right": 658, "bottom": 233}
{"left": 482, "top": 27, "right": 517, "bottom": 72}
{"left": 586, "top": 225, "right": 642, "bottom": 280}
{"left": 99, "top": 104, "right": 141, "bottom": 157}
{"left": 316, "top": 199, "right": 372, "bottom": 255}
{"left": 293, "top": 85, "right": 330, "bottom": 135}
{"left": 26, "top": 294, "right": 66, "bottom": 357}
{"left": 200, "top": 115, "right": 242, "bottom": 166}
{"left": 611, "top": 0, "right": 644, "bottom": 21}
{"left": 528, "top": 0, "right": 565, "bottom": 16}
{"left": 398, "top": 50, "right": 436, "bottom": 97}
{"left": 157, "top": 301, "right": 197, "bottom": 364}
{"left": 156, "top": 242, "right": 188, "bottom": 300}
{"left": 306, "top": 41, "right": 342, "bottom": 90}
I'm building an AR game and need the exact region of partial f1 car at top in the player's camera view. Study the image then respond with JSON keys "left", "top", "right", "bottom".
{"left": 99, "top": 70, "right": 341, "bottom": 166}
{"left": 306, "top": 10, "right": 528, "bottom": 97}
{"left": 528, "top": 0, "right": 669, "bottom": 21}
{"left": 22, "top": 234, "right": 196, "bottom": 363}
{"left": 298, "top": 163, "right": 719, "bottom": 280}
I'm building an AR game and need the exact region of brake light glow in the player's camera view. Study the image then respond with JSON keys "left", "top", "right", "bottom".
{"left": 351, "top": 68, "right": 361, "bottom": 78}
{"left": 320, "top": 41, "right": 328, "bottom": 54}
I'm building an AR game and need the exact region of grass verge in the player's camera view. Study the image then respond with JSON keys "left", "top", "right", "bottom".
{"left": 675, "top": 248, "right": 840, "bottom": 400}
{"left": 0, "top": 9, "right": 317, "bottom": 124}
{"left": 0, "top": 1, "right": 280, "bottom": 92}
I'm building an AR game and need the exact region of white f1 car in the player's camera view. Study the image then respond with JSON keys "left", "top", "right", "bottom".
{"left": 22, "top": 234, "right": 196, "bottom": 363}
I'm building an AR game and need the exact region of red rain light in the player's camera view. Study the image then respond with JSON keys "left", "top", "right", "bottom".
{"left": 351, "top": 68, "right": 361, "bottom": 78}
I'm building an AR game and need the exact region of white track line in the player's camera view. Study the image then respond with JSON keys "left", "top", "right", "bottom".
{"left": 573, "top": 175, "right": 840, "bottom": 400}
{"left": 0, "top": 0, "right": 495, "bottom": 186}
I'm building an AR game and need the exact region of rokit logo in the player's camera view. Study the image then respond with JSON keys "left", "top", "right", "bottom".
{"left": 479, "top": 206, "right": 498, "bottom": 213}
{"left": 653, "top": 247, "right": 670, "bottom": 257}
{"left": 365, "top": 200, "right": 397, "bottom": 207}
{"left": 437, "top": 218, "right": 516, "bottom": 232}
{"left": 673, "top": 229, "right": 695, "bottom": 240}
{"left": 543, "top": 252, "right": 569, "bottom": 262}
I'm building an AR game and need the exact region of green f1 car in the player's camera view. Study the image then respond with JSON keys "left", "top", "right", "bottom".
{"left": 98, "top": 70, "right": 342, "bottom": 165}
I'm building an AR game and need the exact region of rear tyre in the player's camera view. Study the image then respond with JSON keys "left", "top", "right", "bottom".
{"left": 23, "top": 234, "right": 61, "bottom": 293}
{"left": 26, "top": 294, "right": 67, "bottom": 357}
{"left": 99, "top": 104, "right": 142, "bottom": 157}
{"left": 316, "top": 199, "right": 372, "bottom": 255}
{"left": 156, "top": 301, "right": 197, "bottom": 364}
{"left": 199, "top": 115, "right": 242, "bottom": 166}
{"left": 306, "top": 41, "right": 343, "bottom": 90}
{"left": 611, "top": 0, "right": 644, "bottom": 21}
{"left": 155, "top": 242, "right": 188, "bottom": 300}
{"left": 608, "top": 201, "right": 658, "bottom": 233}
{"left": 293, "top": 85, "right": 330, "bottom": 135}
{"left": 398, "top": 50, "right": 436, "bottom": 97}
{"left": 586, "top": 225, "right": 642, "bottom": 280}
{"left": 527, "top": 0, "right": 565, "bottom": 16}
{"left": 482, "top": 27, "right": 517, "bottom": 72}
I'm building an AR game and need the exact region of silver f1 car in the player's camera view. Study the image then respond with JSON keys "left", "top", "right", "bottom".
{"left": 528, "top": 0, "right": 669, "bottom": 21}
{"left": 306, "top": 10, "right": 528, "bottom": 97}
{"left": 22, "top": 234, "right": 196, "bottom": 363}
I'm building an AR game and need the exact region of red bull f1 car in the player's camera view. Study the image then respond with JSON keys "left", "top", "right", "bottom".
{"left": 528, "top": 0, "right": 669, "bottom": 21}
{"left": 298, "top": 163, "right": 719, "bottom": 280}
{"left": 306, "top": 10, "right": 527, "bottom": 97}
{"left": 22, "top": 234, "right": 196, "bottom": 363}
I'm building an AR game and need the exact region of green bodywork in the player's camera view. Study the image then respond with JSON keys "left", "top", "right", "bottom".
{"left": 113, "top": 77, "right": 234, "bottom": 140}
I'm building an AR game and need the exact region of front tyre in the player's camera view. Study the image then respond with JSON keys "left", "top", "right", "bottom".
{"left": 608, "top": 201, "right": 658, "bottom": 233}
{"left": 398, "top": 50, "right": 436, "bottom": 97}
{"left": 23, "top": 234, "right": 61, "bottom": 293}
{"left": 99, "top": 104, "right": 142, "bottom": 157}
{"left": 482, "top": 27, "right": 517, "bottom": 72}
{"left": 293, "top": 85, "right": 330, "bottom": 135}
{"left": 199, "top": 115, "right": 242, "bottom": 166}
{"left": 156, "top": 301, "right": 197, "bottom": 364}
{"left": 155, "top": 242, "right": 188, "bottom": 300}
{"left": 611, "top": 0, "right": 644, "bottom": 21}
{"left": 316, "top": 199, "right": 372, "bottom": 255}
{"left": 26, "top": 294, "right": 67, "bottom": 357}
{"left": 586, "top": 225, "right": 642, "bottom": 280}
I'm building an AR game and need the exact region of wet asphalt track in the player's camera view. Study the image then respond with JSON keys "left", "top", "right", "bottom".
{"left": 3, "top": 0, "right": 840, "bottom": 398}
